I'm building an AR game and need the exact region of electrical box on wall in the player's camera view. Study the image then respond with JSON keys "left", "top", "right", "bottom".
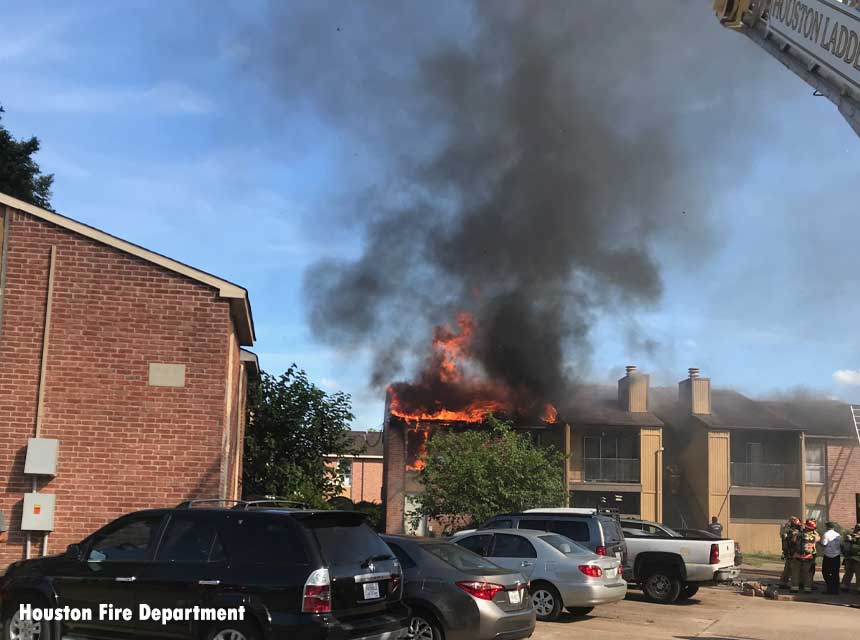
{"left": 24, "top": 438, "right": 59, "bottom": 476}
{"left": 21, "top": 493, "right": 56, "bottom": 531}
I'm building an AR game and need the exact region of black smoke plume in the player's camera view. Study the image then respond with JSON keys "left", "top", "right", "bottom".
{"left": 248, "top": 1, "right": 772, "bottom": 403}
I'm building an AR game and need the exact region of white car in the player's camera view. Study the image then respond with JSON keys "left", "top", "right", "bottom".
{"left": 620, "top": 518, "right": 740, "bottom": 603}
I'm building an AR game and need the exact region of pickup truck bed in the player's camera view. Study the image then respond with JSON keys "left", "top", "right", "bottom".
{"left": 620, "top": 520, "right": 740, "bottom": 603}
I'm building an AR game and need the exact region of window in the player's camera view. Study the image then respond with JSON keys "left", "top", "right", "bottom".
{"left": 386, "top": 542, "right": 416, "bottom": 569}
{"left": 229, "top": 517, "right": 309, "bottom": 565}
{"left": 155, "top": 517, "right": 225, "bottom": 563}
{"left": 539, "top": 535, "right": 590, "bottom": 555}
{"left": 309, "top": 520, "right": 391, "bottom": 566}
{"left": 339, "top": 459, "right": 353, "bottom": 487}
{"left": 805, "top": 504, "right": 826, "bottom": 521}
{"left": 486, "top": 519, "right": 512, "bottom": 529}
{"left": 457, "top": 534, "right": 492, "bottom": 556}
{"left": 805, "top": 441, "right": 826, "bottom": 485}
{"left": 745, "top": 442, "right": 764, "bottom": 464}
{"left": 88, "top": 516, "right": 163, "bottom": 562}
{"left": 423, "top": 542, "right": 497, "bottom": 571}
{"left": 519, "top": 518, "right": 590, "bottom": 542}
{"left": 490, "top": 534, "right": 537, "bottom": 558}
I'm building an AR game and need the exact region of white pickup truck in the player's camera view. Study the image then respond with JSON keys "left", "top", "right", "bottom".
{"left": 619, "top": 518, "right": 740, "bottom": 603}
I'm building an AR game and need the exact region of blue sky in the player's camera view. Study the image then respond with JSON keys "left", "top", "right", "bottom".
{"left": 2, "top": 1, "right": 859, "bottom": 428}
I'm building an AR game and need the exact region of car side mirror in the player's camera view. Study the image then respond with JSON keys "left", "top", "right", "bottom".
{"left": 66, "top": 544, "right": 82, "bottom": 560}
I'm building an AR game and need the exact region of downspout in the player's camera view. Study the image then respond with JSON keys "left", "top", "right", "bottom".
{"left": 27, "top": 245, "right": 57, "bottom": 559}
{"left": 0, "top": 209, "right": 10, "bottom": 337}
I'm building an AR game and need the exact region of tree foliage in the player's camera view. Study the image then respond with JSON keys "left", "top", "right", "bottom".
{"left": 0, "top": 106, "right": 54, "bottom": 210}
{"left": 243, "top": 366, "right": 359, "bottom": 508}
{"left": 411, "top": 415, "right": 567, "bottom": 533}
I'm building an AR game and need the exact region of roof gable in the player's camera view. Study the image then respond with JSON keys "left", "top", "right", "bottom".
{"left": 1, "top": 191, "right": 254, "bottom": 345}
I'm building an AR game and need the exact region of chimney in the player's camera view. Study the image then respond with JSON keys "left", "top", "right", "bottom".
{"left": 618, "top": 365, "right": 650, "bottom": 413}
{"left": 679, "top": 367, "right": 711, "bottom": 415}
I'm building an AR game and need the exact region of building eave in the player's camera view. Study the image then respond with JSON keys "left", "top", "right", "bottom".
{"left": 1, "top": 191, "right": 255, "bottom": 345}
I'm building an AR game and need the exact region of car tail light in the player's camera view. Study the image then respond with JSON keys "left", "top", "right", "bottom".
{"left": 391, "top": 572, "right": 401, "bottom": 592}
{"left": 596, "top": 545, "right": 607, "bottom": 556}
{"left": 456, "top": 581, "right": 506, "bottom": 601}
{"left": 578, "top": 564, "right": 603, "bottom": 578}
{"left": 302, "top": 568, "right": 332, "bottom": 613}
{"left": 709, "top": 543, "right": 720, "bottom": 565}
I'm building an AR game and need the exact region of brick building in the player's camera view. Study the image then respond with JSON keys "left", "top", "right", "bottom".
{"left": 328, "top": 431, "right": 384, "bottom": 504}
{"left": 0, "top": 191, "right": 257, "bottom": 567}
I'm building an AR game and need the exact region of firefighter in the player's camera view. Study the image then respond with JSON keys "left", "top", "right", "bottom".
{"left": 790, "top": 518, "right": 820, "bottom": 593}
{"left": 842, "top": 524, "right": 860, "bottom": 593}
{"left": 779, "top": 515, "right": 801, "bottom": 588}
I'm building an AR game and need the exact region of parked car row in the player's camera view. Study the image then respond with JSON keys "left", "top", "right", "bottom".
{"left": 0, "top": 503, "right": 741, "bottom": 640}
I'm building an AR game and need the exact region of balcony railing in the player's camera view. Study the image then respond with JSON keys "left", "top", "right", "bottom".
{"left": 731, "top": 462, "right": 800, "bottom": 488}
{"left": 583, "top": 458, "right": 640, "bottom": 483}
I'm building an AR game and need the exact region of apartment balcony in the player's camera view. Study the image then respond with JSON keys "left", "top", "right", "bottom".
{"left": 583, "top": 458, "right": 641, "bottom": 484}
{"left": 730, "top": 462, "right": 800, "bottom": 489}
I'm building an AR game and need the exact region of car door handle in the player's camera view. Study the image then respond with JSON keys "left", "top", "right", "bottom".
{"left": 521, "top": 561, "right": 534, "bottom": 567}
{"left": 115, "top": 576, "right": 136, "bottom": 582}
{"left": 198, "top": 580, "right": 221, "bottom": 586}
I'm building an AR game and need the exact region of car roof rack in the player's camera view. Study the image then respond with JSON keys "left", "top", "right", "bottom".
{"left": 175, "top": 499, "right": 246, "bottom": 509}
{"left": 175, "top": 497, "right": 310, "bottom": 511}
{"left": 235, "top": 499, "right": 310, "bottom": 511}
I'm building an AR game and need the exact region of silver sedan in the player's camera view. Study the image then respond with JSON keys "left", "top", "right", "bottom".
{"left": 452, "top": 528, "right": 626, "bottom": 621}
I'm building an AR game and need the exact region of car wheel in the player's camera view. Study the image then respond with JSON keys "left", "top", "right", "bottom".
{"left": 642, "top": 572, "right": 681, "bottom": 603}
{"left": 677, "top": 583, "right": 699, "bottom": 600}
{"left": 3, "top": 598, "right": 52, "bottom": 640}
{"left": 205, "top": 622, "right": 258, "bottom": 640}
{"left": 565, "top": 606, "right": 594, "bottom": 616}
{"left": 407, "top": 612, "right": 441, "bottom": 640}
{"left": 531, "top": 582, "right": 563, "bottom": 622}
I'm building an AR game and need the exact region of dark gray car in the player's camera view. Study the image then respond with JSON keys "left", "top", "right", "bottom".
{"left": 382, "top": 535, "right": 535, "bottom": 640}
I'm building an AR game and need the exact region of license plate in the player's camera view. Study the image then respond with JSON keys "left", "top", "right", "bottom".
{"left": 363, "top": 582, "right": 381, "bottom": 599}
{"left": 508, "top": 589, "right": 522, "bottom": 605}
{"left": 605, "top": 567, "right": 617, "bottom": 578}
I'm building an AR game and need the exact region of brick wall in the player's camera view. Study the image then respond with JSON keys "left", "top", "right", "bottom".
{"left": 346, "top": 459, "right": 383, "bottom": 503}
{"left": 382, "top": 414, "right": 406, "bottom": 533}
{"left": 0, "top": 208, "right": 246, "bottom": 567}
{"left": 827, "top": 441, "right": 859, "bottom": 526}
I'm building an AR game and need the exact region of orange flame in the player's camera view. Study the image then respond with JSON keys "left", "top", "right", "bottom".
{"left": 542, "top": 403, "right": 559, "bottom": 424}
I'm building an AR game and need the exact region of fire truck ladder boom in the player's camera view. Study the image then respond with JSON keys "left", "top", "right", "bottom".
{"left": 851, "top": 404, "right": 860, "bottom": 447}
{"left": 714, "top": 0, "right": 860, "bottom": 138}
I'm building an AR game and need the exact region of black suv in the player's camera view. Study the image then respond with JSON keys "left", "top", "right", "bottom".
{"left": 0, "top": 501, "right": 408, "bottom": 640}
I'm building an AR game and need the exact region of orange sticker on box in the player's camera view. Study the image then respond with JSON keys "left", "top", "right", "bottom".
{"left": 33, "top": 505, "right": 41, "bottom": 515}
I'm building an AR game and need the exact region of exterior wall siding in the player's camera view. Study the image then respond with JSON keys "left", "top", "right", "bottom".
{"left": 707, "top": 431, "right": 731, "bottom": 526}
{"left": 0, "top": 208, "right": 245, "bottom": 568}
{"left": 730, "top": 522, "right": 783, "bottom": 554}
{"left": 640, "top": 427, "right": 663, "bottom": 522}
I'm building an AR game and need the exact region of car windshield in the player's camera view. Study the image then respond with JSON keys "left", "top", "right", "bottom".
{"left": 539, "top": 534, "right": 592, "bottom": 556}
{"left": 421, "top": 542, "right": 499, "bottom": 571}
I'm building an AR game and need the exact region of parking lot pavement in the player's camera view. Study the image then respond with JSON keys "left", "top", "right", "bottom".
{"left": 531, "top": 587, "right": 859, "bottom": 640}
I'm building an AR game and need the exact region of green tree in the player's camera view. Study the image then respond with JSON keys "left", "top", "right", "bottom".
{"left": 0, "top": 106, "right": 54, "bottom": 210}
{"left": 243, "top": 365, "right": 359, "bottom": 508}
{"left": 411, "top": 414, "right": 567, "bottom": 533}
